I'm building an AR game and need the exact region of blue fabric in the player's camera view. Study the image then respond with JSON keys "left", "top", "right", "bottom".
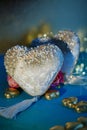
{"left": 0, "top": 54, "right": 87, "bottom": 130}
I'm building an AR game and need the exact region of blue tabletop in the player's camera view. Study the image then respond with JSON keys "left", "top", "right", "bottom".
{"left": 0, "top": 54, "right": 87, "bottom": 130}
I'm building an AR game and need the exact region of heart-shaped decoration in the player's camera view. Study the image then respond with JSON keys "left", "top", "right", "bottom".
{"left": 31, "top": 30, "right": 80, "bottom": 77}
{"left": 54, "top": 30, "right": 80, "bottom": 76}
{"left": 4, "top": 44, "right": 64, "bottom": 96}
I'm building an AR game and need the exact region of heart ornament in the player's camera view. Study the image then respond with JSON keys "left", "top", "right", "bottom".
{"left": 31, "top": 30, "right": 80, "bottom": 77}
{"left": 4, "top": 44, "right": 64, "bottom": 96}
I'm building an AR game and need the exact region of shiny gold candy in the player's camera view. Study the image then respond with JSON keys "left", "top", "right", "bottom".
{"left": 77, "top": 117, "right": 87, "bottom": 126}
{"left": 4, "top": 88, "right": 20, "bottom": 99}
{"left": 65, "top": 122, "right": 84, "bottom": 130}
{"left": 50, "top": 125, "right": 65, "bottom": 130}
{"left": 45, "top": 90, "right": 60, "bottom": 100}
{"left": 75, "top": 101, "right": 87, "bottom": 113}
{"left": 62, "top": 97, "right": 78, "bottom": 108}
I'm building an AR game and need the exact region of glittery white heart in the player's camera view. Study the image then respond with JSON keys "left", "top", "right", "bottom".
{"left": 54, "top": 30, "right": 80, "bottom": 76}
{"left": 4, "top": 44, "right": 63, "bottom": 96}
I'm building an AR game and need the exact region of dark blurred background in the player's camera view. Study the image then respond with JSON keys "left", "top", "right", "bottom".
{"left": 0, "top": 0, "right": 87, "bottom": 53}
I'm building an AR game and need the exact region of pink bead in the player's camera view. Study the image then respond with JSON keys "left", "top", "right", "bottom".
{"left": 51, "top": 71, "right": 64, "bottom": 87}
{"left": 7, "top": 75, "right": 19, "bottom": 88}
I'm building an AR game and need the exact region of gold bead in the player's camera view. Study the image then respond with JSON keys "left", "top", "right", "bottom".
{"left": 62, "top": 98, "right": 69, "bottom": 106}
{"left": 75, "top": 101, "right": 87, "bottom": 113}
{"left": 45, "top": 94, "right": 51, "bottom": 100}
{"left": 44, "top": 90, "right": 60, "bottom": 100}
{"left": 4, "top": 93, "right": 11, "bottom": 99}
{"left": 71, "top": 104, "right": 77, "bottom": 109}
{"left": 62, "top": 97, "right": 78, "bottom": 108}
{"left": 4, "top": 88, "right": 20, "bottom": 99}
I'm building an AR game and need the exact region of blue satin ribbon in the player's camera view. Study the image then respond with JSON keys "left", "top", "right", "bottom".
{"left": 0, "top": 97, "right": 39, "bottom": 119}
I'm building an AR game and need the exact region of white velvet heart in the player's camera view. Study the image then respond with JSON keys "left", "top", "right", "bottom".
{"left": 4, "top": 44, "right": 64, "bottom": 96}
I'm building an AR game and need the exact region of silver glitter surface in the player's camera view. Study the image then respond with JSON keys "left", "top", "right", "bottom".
{"left": 55, "top": 30, "right": 80, "bottom": 77}
{"left": 4, "top": 44, "right": 63, "bottom": 96}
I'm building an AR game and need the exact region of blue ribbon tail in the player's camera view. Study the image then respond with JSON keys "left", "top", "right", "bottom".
{"left": 0, "top": 96, "right": 39, "bottom": 119}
